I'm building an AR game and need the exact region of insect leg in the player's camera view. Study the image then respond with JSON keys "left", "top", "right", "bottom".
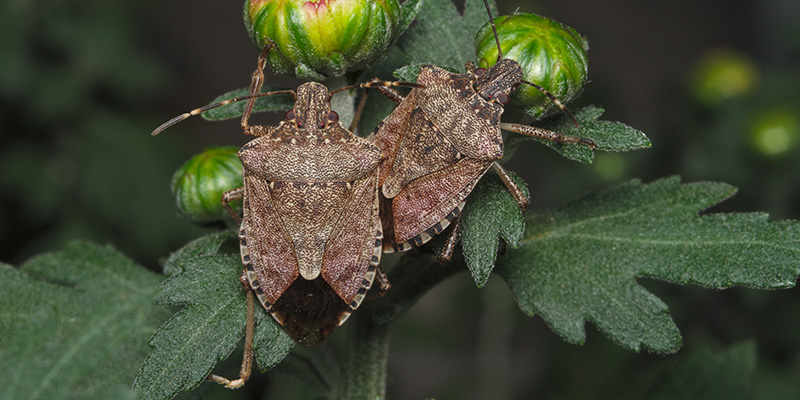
{"left": 242, "top": 40, "right": 276, "bottom": 130}
{"left": 500, "top": 122, "right": 596, "bottom": 149}
{"left": 222, "top": 187, "right": 245, "bottom": 224}
{"left": 437, "top": 212, "right": 463, "bottom": 263}
{"left": 491, "top": 162, "right": 529, "bottom": 211}
{"left": 207, "top": 288, "right": 255, "bottom": 389}
{"left": 367, "top": 266, "right": 392, "bottom": 299}
{"left": 349, "top": 85, "right": 371, "bottom": 132}
{"left": 330, "top": 78, "right": 418, "bottom": 132}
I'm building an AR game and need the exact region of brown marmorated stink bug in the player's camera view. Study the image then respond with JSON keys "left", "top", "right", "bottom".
{"left": 369, "top": 0, "right": 596, "bottom": 260}
{"left": 152, "top": 41, "right": 415, "bottom": 387}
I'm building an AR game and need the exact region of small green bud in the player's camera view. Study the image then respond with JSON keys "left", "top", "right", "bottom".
{"left": 475, "top": 13, "right": 589, "bottom": 119}
{"left": 688, "top": 49, "right": 759, "bottom": 108}
{"left": 171, "top": 146, "right": 243, "bottom": 223}
{"left": 748, "top": 107, "right": 800, "bottom": 158}
{"left": 244, "top": 0, "right": 402, "bottom": 80}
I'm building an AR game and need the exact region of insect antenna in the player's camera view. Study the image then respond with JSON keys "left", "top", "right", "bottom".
{"left": 482, "top": 0, "right": 503, "bottom": 61}
{"left": 520, "top": 79, "right": 580, "bottom": 127}
{"left": 151, "top": 89, "right": 295, "bottom": 135}
{"left": 328, "top": 80, "right": 423, "bottom": 98}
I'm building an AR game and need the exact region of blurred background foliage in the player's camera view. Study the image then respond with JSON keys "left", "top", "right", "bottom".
{"left": 1, "top": 0, "right": 799, "bottom": 399}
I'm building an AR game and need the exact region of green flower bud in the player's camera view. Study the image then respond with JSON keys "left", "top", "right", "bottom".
{"left": 748, "top": 107, "right": 800, "bottom": 158}
{"left": 475, "top": 13, "right": 589, "bottom": 119}
{"left": 244, "top": 0, "right": 402, "bottom": 80}
{"left": 688, "top": 49, "right": 759, "bottom": 108}
{"left": 171, "top": 146, "right": 243, "bottom": 223}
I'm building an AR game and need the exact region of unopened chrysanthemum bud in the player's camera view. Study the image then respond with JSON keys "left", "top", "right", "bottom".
{"left": 688, "top": 49, "right": 758, "bottom": 108}
{"left": 244, "top": 0, "right": 402, "bottom": 80}
{"left": 171, "top": 146, "right": 243, "bottom": 223}
{"left": 475, "top": 13, "right": 589, "bottom": 119}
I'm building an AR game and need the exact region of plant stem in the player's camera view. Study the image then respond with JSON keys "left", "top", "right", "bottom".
{"left": 343, "top": 308, "right": 391, "bottom": 399}
{"left": 340, "top": 252, "right": 463, "bottom": 398}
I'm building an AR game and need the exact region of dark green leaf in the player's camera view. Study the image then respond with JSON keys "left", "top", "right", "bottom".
{"left": 496, "top": 177, "right": 800, "bottom": 354}
{"left": 394, "top": 0, "right": 495, "bottom": 71}
{"left": 253, "top": 309, "right": 294, "bottom": 372}
{"left": 272, "top": 346, "right": 343, "bottom": 397}
{"left": 460, "top": 171, "right": 529, "bottom": 287}
{"left": 645, "top": 342, "right": 757, "bottom": 400}
{"left": 134, "top": 254, "right": 292, "bottom": 400}
{"left": 397, "top": 0, "right": 424, "bottom": 39}
{"left": 506, "top": 106, "right": 652, "bottom": 164}
{"left": 0, "top": 241, "right": 170, "bottom": 400}
{"left": 201, "top": 86, "right": 294, "bottom": 121}
{"left": 162, "top": 230, "right": 235, "bottom": 276}
{"left": 392, "top": 64, "right": 423, "bottom": 82}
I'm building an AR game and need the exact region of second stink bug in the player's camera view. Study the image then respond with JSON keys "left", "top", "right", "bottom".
{"left": 371, "top": 0, "right": 595, "bottom": 260}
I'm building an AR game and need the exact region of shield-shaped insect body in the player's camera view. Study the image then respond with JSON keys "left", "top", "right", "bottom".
{"left": 152, "top": 42, "right": 395, "bottom": 387}
{"left": 375, "top": 64, "right": 512, "bottom": 250}
{"left": 235, "top": 82, "right": 384, "bottom": 346}
{"left": 371, "top": 0, "right": 594, "bottom": 257}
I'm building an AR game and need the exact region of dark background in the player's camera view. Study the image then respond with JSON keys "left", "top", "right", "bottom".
{"left": 1, "top": 0, "right": 799, "bottom": 398}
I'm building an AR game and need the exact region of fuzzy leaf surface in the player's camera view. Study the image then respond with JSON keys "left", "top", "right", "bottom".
{"left": 162, "top": 230, "right": 234, "bottom": 276}
{"left": 0, "top": 241, "right": 170, "bottom": 400}
{"left": 496, "top": 176, "right": 800, "bottom": 354}
{"left": 506, "top": 106, "right": 652, "bottom": 164}
{"left": 393, "top": 0, "right": 496, "bottom": 72}
{"left": 460, "top": 171, "right": 529, "bottom": 287}
{"left": 134, "top": 253, "right": 293, "bottom": 400}
{"left": 397, "top": 0, "right": 424, "bottom": 39}
{"left": 200, "top": 86, "right": 294, "bottom": 121}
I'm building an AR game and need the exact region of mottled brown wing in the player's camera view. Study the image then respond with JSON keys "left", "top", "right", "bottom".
{"left": 372, "top": 89, "right": 418, "bottom": 187}
{"left": 391, "top": 157, "right": 492, "bottom": 246}
{"left": 240, "top": 173, "right": 299, "bottom": 310}
{"left": 381, "top": 107, "right": 462, "bottom": 200}
{"left": 321, "top": 170, "right": 382, "bottom": 310}
{"left": 269, "top": 181, "right": 350, "bottom": 281}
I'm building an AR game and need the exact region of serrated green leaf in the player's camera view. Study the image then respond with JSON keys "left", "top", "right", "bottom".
{"left": 496, "top": 176, "right": 800, "bottom": 354}
{"left": 200, "top": 86, "right": 294, "bottom": 121}
{"left": 460, "top": 170, "right": 529, "bottom": 287}
{"left": 134, "top": 254, "right": 292, "bottom": 400}
{"left": 392, "top": 64, "right": 423, "bottom": 82}
{"left": 0, "top": 241, "right": 170, "bottom": 400}
{"left": 253, "top": 309, "right": 294, "bottom": 372}
{"left": 163, "top": 231, "right": 235, "bottom": 276}
{"left": 397, "top": 0, "right": 424, "bottom": 39}
{"left": 645, "top": 341, "right": 757, "bottom": 400}
{"left": 394, "top": 0, "right": 495, "bottom": 71}
{"left": 506, "top": 106, "right": 652, "bottom": 164}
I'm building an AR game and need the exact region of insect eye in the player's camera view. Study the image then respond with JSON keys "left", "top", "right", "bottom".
{"left": 327, "top": 111, "right": 339, "bottom": 122}
{"left": 285, "top": 110, "right": 296, "bottom": 121}
{"left": 496, "top": 93, "right": 511, "bottom": 106}
{"left": 474, "top": 67, "right": 487, "bottom": 77}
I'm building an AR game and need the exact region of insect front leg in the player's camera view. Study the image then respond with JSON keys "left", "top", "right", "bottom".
{"left": 222, "top": 187, "right": 245, "bottom": 224}
{"left": 241, "top": 40, "right": 279, "bottom": 134}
